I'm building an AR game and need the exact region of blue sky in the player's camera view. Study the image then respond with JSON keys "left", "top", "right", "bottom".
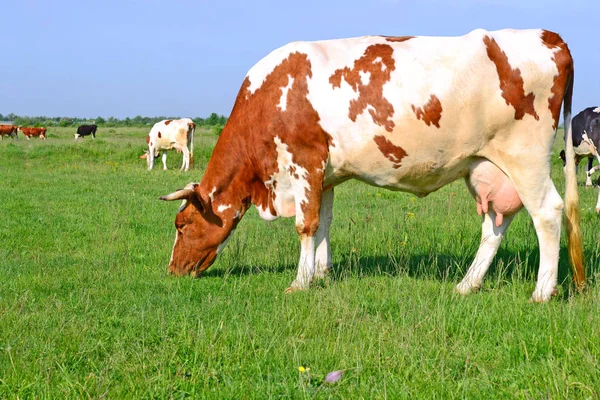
{"left": 1, "top": 0, "right": 598, "bottom": 118}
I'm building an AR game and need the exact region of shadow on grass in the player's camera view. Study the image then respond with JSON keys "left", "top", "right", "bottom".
{"left": 200, "top": 244, "right": 590, "bottom": 297}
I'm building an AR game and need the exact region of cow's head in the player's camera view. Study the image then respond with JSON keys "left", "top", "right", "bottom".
{"left": 160, "top": 183, "right": 246, "bottom": 276}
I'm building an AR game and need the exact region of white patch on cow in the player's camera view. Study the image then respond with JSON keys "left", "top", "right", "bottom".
{"left": 216, "top": 229, "right": 235, "bottom": 255}
{"left": 359, "top": 71, "right": 371, "bottom": 86}
{"left": 272, "top": 136, "right": 310, "bottom": 220}
{"left": 277, "top": 76, "right": 294, "bottom": 111}
{"left": 209, "top": 187, "right": 217, "bottom": 201}
{"left": 372, "top": 56, "right": 385, "bottom": 71}
{"left": 217, "top": 204, "right": 231, "bottom": 213}
{"left": 257, "top": 204, "right": 278, "bottom": 221}
{"left": 594, "top": 107, "right": 600, "bottom": 113}
{"left": 168, "top": 231, "right": 178, "bottom": 267}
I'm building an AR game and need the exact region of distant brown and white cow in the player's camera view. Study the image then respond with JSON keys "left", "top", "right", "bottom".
{"left": 145, "top": 118, "right": 195, "bottom": 171}
{"left": 160, "top": 29, "right": 583, "bottom": 302}
{"left": 0, "top": 125, "right": 18, "bottom": 140}
{"left": 18, "top": 126, "right": 47, "bottom": 140}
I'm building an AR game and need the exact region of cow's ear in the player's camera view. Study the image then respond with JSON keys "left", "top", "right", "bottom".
{"left": 191, "top": 184, "right": 212, "bottom": 215}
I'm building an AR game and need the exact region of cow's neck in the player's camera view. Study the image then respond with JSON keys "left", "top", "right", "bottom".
{"left": 200, "top": 128, "right": 254, "bottom": 211}
{"left": 200, "top": 126, "right": 276, "bottom": 217}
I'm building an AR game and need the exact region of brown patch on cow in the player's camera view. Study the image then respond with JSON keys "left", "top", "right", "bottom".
{"left": 329, "top": 44, "right": 396, "bottom": 132}
{"left": 382, "top": 36, "right": 414, "bottom": 43}
{"left": 145, "top": 135, "right": 150, "bottom": 144}
{"left": 164, "top": 120, "right": 173, "bottom": 125}
{"left": 541, "top": 30, "right": 573, "bottom": 130}
{"left": 412, "top": 95, "right": 443, "bottom": 128}
{"left": 158, "top": 131, "right": 162, "bottom": 139}
{"left": 483, "top": 36, "right": 539, "bottom": 121}
{"left": 288, "top": 165, "right": 300, "bottom": 180}
{"left": 373, "top": 135, "right": 407, "bottom": 169}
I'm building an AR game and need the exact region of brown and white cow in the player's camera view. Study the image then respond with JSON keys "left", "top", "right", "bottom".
{"left": 145, "top": 118, "right": 195, "bottom": 171}
{"left": 160, "top": 29, "right": 584, "bottom": 302}
{"left": 0, "top": 125, "right": 18, "bottom": 140}
{"left": 18, "top": 126, "right": 47, "bottom": 140}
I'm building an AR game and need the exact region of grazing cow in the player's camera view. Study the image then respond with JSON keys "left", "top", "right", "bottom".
{"left": 559, "top": 107, "right": 600, "bottom": 186}
{"left": 18, "top": 127, "right": 47, "bottom": 140}
{"left": 160, "top": 29, "right": 583, "bottom": 302}
{"left": 0, "top": 125, "right": 18, "bottom": 140}
{"left": 145, "top": 118, "right": 195, "bottom": 171}
{"left": 75, "top": 124, "right": 98, "bottom": 139}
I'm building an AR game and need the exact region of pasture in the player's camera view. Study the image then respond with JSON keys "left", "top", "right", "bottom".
{"left": 1, "top": 126, "right": 600, "bottom": 398}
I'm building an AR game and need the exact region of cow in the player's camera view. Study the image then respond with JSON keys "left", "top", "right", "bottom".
{"left": 18, "top": 126, "right": 47, "bottom": 140}
{"left": 75, "top": 124, "right": 98, "bottom": 139}
{"left": 159, "top": 29, "right": 583, "bottom": 303}
{"left": 559, "top": 107, "right": 600, "bottom": 186}
{"left": 0, "top": 125, "right": 18, "bottom": 140}
{"left": 145, "top": 118, "right": 195, "bottom": 171}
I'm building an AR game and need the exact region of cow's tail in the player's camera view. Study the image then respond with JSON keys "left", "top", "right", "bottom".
{"left": 563, "top": 69, "right": 585, "bottom": 291}
{"left": 189, "top": 122, "right": 195, "bottom": 167}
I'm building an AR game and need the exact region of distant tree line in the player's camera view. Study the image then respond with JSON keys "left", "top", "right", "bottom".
{"left": 0, "top": 112, "right": 228, "bottom": 133}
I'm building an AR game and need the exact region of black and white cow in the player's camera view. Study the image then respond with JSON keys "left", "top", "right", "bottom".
{"left": 75, "top": 124, "right": 98, "bottom": 139}
{"left": 560, "top": 107, "right": 600, "bottom": 186}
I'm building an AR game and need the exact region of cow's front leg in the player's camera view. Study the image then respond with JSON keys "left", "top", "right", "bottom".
{"left": 286, "top": 235, "right": 317, "bottom": 292}
{"left": 162, "top": 153, "right": 168, "bottom": 170}
{"left": 286, "top": 174, "right": 324, "bottom": 292}
{"left": 314, "top": 189, "right": 334, "bottom": 279}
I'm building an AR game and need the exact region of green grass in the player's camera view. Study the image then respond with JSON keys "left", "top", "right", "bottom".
{"left": 1, "top": 127, "right": 600, "bottom": 398}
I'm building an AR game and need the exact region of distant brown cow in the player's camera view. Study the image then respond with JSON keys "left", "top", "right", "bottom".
{"left": 0, "top": 125, "right": 18, "bottom": 140}
{"left": 18, "top": 127, "right": 47, "bottom": 140}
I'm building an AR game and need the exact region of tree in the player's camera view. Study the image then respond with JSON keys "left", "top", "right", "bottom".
{"left": 206, "top": 112, "right": 220, "bottom": 126}
{"left": 96, "top": 116, "right": 105, "bottom": 125}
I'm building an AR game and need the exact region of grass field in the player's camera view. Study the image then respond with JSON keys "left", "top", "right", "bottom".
{"left": 1, "top": 126, "right": 600, "bottom": 398}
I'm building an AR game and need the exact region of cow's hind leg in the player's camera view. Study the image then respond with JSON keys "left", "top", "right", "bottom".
{"left": 180, "top": 147, "right": 190, "bottom": 171}
{"left": 504, "top": 163, "right": 563, "bottom": 302}
{"left": 162, "top": 153, "right": 168, "bottom": 170}
{"left": 456, "top": 211, "right": 514, "bottom": 294}
{"left": 585, "top": 157, "right": 594, "bottom": 187}
{"left": 314, "top": 189, "right": 334, "bottom": 280}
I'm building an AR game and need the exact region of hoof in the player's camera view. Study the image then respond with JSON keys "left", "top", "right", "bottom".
{"left": 313, "top": 266, "right": 331, "bottom": 280}
{"left": 285, "top": 286, "right": 306, "bottom": 294}
{"left": 530, "top": 288, "right": 557, "bottom": 303}
{"left": 455, "top": 282, "right": 479, "bottom": 295}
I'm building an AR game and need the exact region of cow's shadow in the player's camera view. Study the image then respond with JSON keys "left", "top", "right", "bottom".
{"left": 202, "top": 245, "right": 578, "bottom": 299}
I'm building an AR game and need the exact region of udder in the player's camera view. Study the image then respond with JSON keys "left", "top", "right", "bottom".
{"left": 467, "top": 159, "right": 523, "bottom": 226}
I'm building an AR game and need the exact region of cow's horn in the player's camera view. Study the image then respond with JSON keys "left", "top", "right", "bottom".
{"left": 159, "top": 188, "right": 195, "bottom": 201}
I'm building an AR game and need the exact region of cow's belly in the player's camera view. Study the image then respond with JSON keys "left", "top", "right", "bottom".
{"left": 154, "top": 137, "right": 177, "bottom": 150}
{"left": 574, "top": 141, "right": 592, "bottom": 157}
{"left": 326, "top": 146, "right": 474, "bottom": 196}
